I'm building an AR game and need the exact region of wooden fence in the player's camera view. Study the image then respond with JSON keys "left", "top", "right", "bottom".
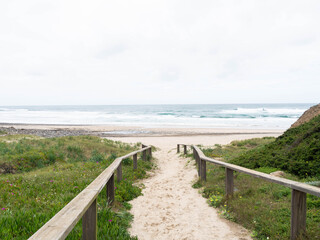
{"left": 177, "top": 144, "right": 320, "bottom": 240}
{"left": 29, "top": 144, "right": 152, "bottom": 240}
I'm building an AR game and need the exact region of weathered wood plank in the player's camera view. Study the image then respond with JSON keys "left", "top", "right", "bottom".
{"left": 28, "top": 144, "right": 152, "bottom": 240}
{"left": 29, "top": 189, "right": 99, "bottom": 240}
{"left": 192, "top": 145, "right": 320, "bottom": 196}
{"left": 118, "top": 146, "right": 151, "bottom": 161}
{"left": 107, "top": 173, "right": 115, "bottom": 205}
{"left": 192, "top": 146, "right": 206, "bottom": 159}
{"left": 226, "top": 168, "right": 234, "bottom": 197}
{"left": 199, "top": 155, "right": 320, "bottom": 197}
{"left": 189, "top": 144, "right": 320, "bottom": 240}
{"left": 291, "top": 190, "right": 306, "bottom": 240}
{"left": 177, "top": 144, "right": 180, "bottom": 153}
{"left": 82, "top": 199, "right": 97, "bottom": 240}
{"left": 85, "top": 158, "right": 120, "bottom": 192}
{"left": 133, "top": 154, "right": 137, "bottom": 170}
{"left": 117, "top": 145, "right": 150, "bottom": 163}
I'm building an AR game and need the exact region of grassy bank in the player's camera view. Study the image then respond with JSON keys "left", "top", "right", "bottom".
{"left": 231, "top": 114, "right": 320, "bottom": 178}
{"left": 190, "top": 138, "right": 320, "bottom": 240}
{"left": 0, "top": 135, "right": 154, "bottom": 239}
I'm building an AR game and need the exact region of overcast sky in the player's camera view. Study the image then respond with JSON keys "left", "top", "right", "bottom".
{"left": 0, "top": 0, "right": 319, "bottom": 105}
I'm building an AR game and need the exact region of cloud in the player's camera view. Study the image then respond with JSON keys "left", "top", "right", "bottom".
{"left": 0, "top": 0, "right": 319, "bottom": 105}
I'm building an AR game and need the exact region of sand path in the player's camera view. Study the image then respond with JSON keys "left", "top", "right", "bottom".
{"left": 109, "top": 133, "right": 281, "bottom": 240}
{"left": 129, "top": 146, "right": 251, "bottom": 239}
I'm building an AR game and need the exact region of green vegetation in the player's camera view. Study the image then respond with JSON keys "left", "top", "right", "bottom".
{"left": 0, "top": 134, "right": 138, "bottom": 174}
{"left": 0, "top": 135, "right": 154, "bottom": 239}
{"left": 197, "top": 137, "right": 275, "bottom": 161}
{"left": 231, "top": 115, "right": 320, "bottom": 178}
{"left": 0, "top": 130, "right": 7, "bottom": 135}
{"left": 192, "top": 129, "right": 320, "bottom": 239}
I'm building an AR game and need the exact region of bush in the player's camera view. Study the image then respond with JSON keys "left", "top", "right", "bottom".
{"left": 89, "top": 150, "right": 105, "bottom": 162}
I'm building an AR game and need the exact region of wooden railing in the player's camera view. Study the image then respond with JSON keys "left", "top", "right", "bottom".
{"left": 177, "top": 144, "right": 320, "bottom": 240}
{"left": 29, "top": 144, "right": 152, "bottom": 240}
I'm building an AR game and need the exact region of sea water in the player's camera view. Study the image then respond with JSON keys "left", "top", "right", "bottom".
{"left": 0, "top": 103, "right": 314, "bottom": 129}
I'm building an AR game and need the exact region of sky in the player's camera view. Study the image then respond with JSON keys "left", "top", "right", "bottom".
{"left": 0, "top": 0, "right": 319, "bottom": 105}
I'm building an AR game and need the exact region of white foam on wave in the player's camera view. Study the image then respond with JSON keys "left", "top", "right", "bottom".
{"left": 102, "top": 116, "right": 297, "bottom": 129}
{"left": 221, "top": 107, "right": 305, "bottom": 116}
{"left": 0, "top": 104, "right": 309, "bottom": 129}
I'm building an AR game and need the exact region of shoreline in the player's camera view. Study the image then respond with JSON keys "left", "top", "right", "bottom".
{"left": 0, "top": 123, "right": 284, "bottom": 138}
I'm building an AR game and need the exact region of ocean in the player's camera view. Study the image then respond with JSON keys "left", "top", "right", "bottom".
{"left": 0, "top": 104, "right": 314, "bottom": 129}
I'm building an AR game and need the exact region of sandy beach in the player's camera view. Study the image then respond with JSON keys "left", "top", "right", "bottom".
{"left": 1, "top": 123, "right": 282, "bottom": 239}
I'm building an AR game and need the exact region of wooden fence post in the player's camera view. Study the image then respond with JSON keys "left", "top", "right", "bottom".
{"left": 106, "top": 174, "right": 115, "bottom": 205}
{"left": 201, "top": 159, "right": 206, "bottom": 181}
{"left": 148, "top": 147, "right": 152, "bottom": 158}
{"left": 192, "top": 147, "right": 200, "bottom": 176}
{"left": 226, "top": 168, "right": 234, "bottom": 197}
{"left": 82, "top": 199, "right": 97, "bottom": 240}
{"left": 141, "top": 144, "right": 147, "bottom": 161}
{"left": 184, "top": 145, "right": 187, "bottom": 155}
{"left": 142, "top": 150, "right": 147, "bottom": 161}
{"left": 177, "top": 144, "right": 180, "bottom": 153}
{"left": 196, "top": 152, "right": 201, "bottom": 177}
{"left": 192, "top": 147, "right": 196, "bottom": 160}
{"left": 117, "top": 162, "right": 122, "bottom": 182}
{"left": 133, "top": 154, "right": 137, "bottom": 170}
{"left": 291, "top": 189, "right": 306, "bottom": 240}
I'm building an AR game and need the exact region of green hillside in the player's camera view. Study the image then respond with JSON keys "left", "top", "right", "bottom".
{"left": 231, "top": 114, "right": 320, "bottom": 178}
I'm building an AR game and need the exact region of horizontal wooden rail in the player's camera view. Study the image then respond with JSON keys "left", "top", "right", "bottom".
{"left": 178, "top": 144, "right": 320, "bottom": 240}
{"left": 29, "top": 144, "right": 152, "bottom": 240}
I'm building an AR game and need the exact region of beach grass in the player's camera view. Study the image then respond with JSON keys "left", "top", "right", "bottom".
{"left": 191, "top": 138, "right": 320, "bottom": 240}
{"left": 230, "top": 115, "right": 320, "bottom": 179}
{"left": 0, "top": 135, "right": 154, "bottom": 239}
{"left": 0, "top": 130, "right": 7, "bottom": 135}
